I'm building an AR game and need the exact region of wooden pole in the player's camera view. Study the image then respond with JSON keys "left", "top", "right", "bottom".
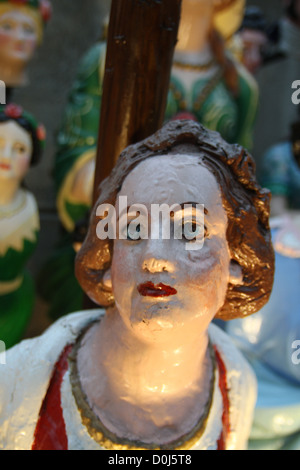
{"left": 93, "top": 0, "right": 182, "bottom": 203}
{"left": 84, "top": 0, "right": 181, "bottom": 310}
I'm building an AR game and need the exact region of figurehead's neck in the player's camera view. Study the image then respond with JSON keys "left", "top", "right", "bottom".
{"left": 0, "top": 62, "right": 28, "bottom": 87}
{"left": 176, "top": 0, "right": 214, "bottom": 54}
{"left": 77, "top": 307, "right": 214, "bottom": 445}
{"left": 0, "top": 179, "right": 21, "bottom": 206}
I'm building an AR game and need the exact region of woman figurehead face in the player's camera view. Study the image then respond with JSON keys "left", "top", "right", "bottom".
{"left": 0, "top": 1, "right": 51, "bottom": 84}
{"left": 107, "top": 154, "right": 244, "bottom": 339}
{"left": 0, "top": 6, "right": 42, "bottom": 68}
{"left": 0, "top": 104, "right": 45, "bottom": 187}
{"left": 0, "top": 120, "right": 32, "bottom": 185}
{"left": 75, "top": 120, "right": 274, "bottom": 323}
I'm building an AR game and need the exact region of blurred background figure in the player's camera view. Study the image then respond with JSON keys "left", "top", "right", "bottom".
{"left": 225, "top": 202, "right": 300, "bottom": 450}
{"left": 225, "top": 88, "right": 300, "bottom": 452}
{"left": 260, "top": 106, "right": 300, "bottom": 216}
{"left": 37, "top": 17, "right": 109, "bottom": 320}
{"left": 0, "top": 0, "right": 52, "bottom": 97}
{"left": 166, "top": 0, "right": 258, "bottom": 151}
{"left": 253, "top": 0, "right": 300, "bottom": 175}
{"left": 0, "top": 103, "right": 45, "bottom": 349}
{"left": 237, "top": 6, "right": 268, "bottom": 75}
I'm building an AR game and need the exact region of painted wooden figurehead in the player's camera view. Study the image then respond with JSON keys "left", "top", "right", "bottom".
{"left": 0, "top": 0, "right": 52, "bottom": 86}
{"left": 0, "top": 103, "right": 45, "bottom": 201}
{"left": 72, "top": 120, "right": 274, "bottom": 449}
{"left": 166, "top": 0, "right": 258, "bottom": 151}
{"left": 77, "top": 119, "right": 274, "bottom": 318}
{"left": 236, "top": 6, "right": 268, "bottom": 75}
{"left": 0, "top": 103, "right": 45, "bottom": 348}
{"left": 0, "top": 120, "right": 274, "bottom": 450}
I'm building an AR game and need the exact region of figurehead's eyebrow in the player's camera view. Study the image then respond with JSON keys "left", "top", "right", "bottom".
{"left": 117, "top": 203, "right": 208, "bottom": 220}
{"left": 118, "top": 205, "right": 144, "bottom": 220}
{"left": 171, "top": 202, "right": 208, "bottom": 216}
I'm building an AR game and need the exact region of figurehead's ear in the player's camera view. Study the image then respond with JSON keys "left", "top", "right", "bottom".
{"left": 229, "top": 260, "right": 243, "bottom": 286}
{"left": 103, "top": 268, "right": 112, "bottom": 290}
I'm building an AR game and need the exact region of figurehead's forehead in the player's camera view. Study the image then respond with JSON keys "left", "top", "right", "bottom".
{"left": 117, "top": 154, "right": 226, "bottom": 227}
{"left": 118, "top": 154, "right": 215, "bottom": 199}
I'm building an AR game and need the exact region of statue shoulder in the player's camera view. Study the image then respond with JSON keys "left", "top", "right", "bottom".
{"left": 0, "top": 309, "right": 104, "bottom": 450}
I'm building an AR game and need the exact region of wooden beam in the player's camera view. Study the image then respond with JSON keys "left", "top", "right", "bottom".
{"left": 93, "top": 0, "right": 182, "bottom": 203}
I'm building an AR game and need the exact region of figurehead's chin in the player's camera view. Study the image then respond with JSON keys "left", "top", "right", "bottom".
{"left": 118, "top": 303, "right": 188, "bottom": 344}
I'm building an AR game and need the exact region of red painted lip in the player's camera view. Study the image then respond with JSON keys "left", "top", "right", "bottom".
{"left": 138, "top": 282, "right": 177, "bottom": 297}
{"left": 0, "top": 163, "right": 11, "bottom": 170}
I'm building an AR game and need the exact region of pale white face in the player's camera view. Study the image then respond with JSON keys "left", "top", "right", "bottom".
{"left": 0, "top": 121, "right": 32, "bottom": 184}
{"left": 110, "top": 155, "right": 236, "bottom": 341}
{"left": 0, "top": 10, "right": 38, "bottom": 65}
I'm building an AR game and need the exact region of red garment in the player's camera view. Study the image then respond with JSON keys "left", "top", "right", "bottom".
{"left": 32, "top": 345, "right": 73, "bottom": 450}
{"left": 214, "top": 346, "right": 231, "bottom": 450}
{"left": 32, "top": 344, "right": 230, "bottom": 450}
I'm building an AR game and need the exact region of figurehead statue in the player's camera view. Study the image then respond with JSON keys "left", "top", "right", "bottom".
{"left": 0, "top": 103, "right": 45, "bottom": 348}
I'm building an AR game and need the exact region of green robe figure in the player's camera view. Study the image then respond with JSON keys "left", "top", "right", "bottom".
{"left": 0, "top": 104, "right": 45, "bottom": 348}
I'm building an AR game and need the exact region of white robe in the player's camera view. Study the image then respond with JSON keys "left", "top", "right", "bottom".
{"left": 0, "top": 309, "right": 257, "bottom": 450}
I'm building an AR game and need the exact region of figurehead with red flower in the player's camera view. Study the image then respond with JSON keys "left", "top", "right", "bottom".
{"left": 0, "top": 103, "right": 45, "bottom": 348}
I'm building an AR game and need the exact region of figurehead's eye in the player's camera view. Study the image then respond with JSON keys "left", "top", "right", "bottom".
{"left": 180, "top": 220, "right": 207, "bottom": 242}
{"left": 0, "top": 21, "right": 14, "bottom": 31}
{"left": 118, "top": 210, "right": 148, "bottom": 241}
{"left": 13, "top": 143, "right": 27, "bottom": 154}
{"left": 126, "top": 222, "right": 144, "bottom": 241}
{"left": 23, "top": 23, "right": 35, "bottom": 35}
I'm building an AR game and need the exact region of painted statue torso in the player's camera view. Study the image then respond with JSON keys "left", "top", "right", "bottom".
{"left": 167, "top": 65, "right": 239, "bottom": 144}
{"left": 166, "top": 57, "right": 258, "bottom": 150}
{"left": 0, "top": 310, "right": 256, "bottom": 450}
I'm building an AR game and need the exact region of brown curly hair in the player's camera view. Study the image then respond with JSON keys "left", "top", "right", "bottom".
{"left": 75, "top": 120, "right": 274, "bottom": 320}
